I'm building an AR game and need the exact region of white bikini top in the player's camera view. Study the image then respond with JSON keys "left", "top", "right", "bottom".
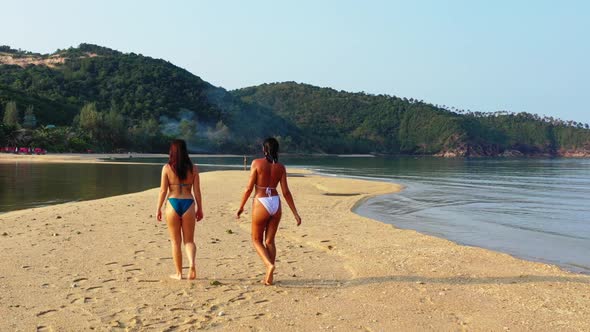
{"left": 255, "top": 185, "right": 276, "bottom": 197}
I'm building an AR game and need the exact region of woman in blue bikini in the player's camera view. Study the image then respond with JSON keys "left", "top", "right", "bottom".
{"left": 236, "top": 137, "right": 302, "bottom": 285}
{"left": 156, "top": 139, "right": 204, "bottom": 280}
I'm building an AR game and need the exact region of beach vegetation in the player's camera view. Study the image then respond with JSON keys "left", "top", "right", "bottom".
{"left": 22, "top": 105, "right": 36, "bottom": 129}
{"left": 1, "top": 44, "right": 589, "bottom": 156}
{"left": 3, "top": 101, "right": 19, "bottom": 127}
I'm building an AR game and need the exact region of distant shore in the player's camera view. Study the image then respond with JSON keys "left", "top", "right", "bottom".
{"left": 2, "top": 152, "right": 589, "bottom": 167}
{"left": 0, "top": 152, "right": 378, "bottom": 164}
{"left": 0, "top": 153, "right": 244, "bottom": 165}
{"left": 1, "top": 170, "right": 589, "bottom": 330}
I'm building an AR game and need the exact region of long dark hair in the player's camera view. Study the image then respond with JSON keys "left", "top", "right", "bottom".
{"left": 168, "top": 139, "right": 193, "bottom": 180}
{"left": 263, "top": 137, "right": 279, "bottom": 163}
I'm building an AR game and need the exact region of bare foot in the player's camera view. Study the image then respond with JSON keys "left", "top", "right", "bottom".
{"left": 188, "top": 267, "right": 196, "bottom": 280}
{"left": 264, "top": 264, "right": 275, "bottom": 286}
{"left": 169, "top": 273, "right": 183, "bottom": 280}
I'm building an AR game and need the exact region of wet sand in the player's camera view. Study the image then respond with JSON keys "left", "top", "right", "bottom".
{"left": 1, "top": 169, "right": 589, "bottom": 331}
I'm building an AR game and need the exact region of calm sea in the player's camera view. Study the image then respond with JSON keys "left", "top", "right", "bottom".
{"left": 0, "top": 158, "right": 239, "bottom": 213}
{"left": 1, "top": 156, "right": 589, "bottom": 274}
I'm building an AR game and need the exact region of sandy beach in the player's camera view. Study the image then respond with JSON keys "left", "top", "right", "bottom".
{"left": 1, "top": 164, "right": 590, "bottom": 331}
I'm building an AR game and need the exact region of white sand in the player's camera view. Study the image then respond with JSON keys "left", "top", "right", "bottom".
{"left": 1, "top": 168, "right": 589, "bottom": 331}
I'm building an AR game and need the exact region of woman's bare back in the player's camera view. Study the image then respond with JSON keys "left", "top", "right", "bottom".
{"left": 164, "top": 164, "right": 194, "bottom": 198}
{"left": 252, "top": 158, "right": 285, "bottom": 197}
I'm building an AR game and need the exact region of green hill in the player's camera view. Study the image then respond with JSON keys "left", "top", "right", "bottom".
{"left": 232, "top": 82, "right": 461, "bottom": 153}
{"left": 0, "top": 44, "right": 298, "bottom": 152}
{"left": 1, "top": 44, "right": 589, "bottom": 156}
{"left": 232, "top": 82, "right": 590, "bottom": 156}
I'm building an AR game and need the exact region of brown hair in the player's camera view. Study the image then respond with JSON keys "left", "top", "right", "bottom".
{"left": 168, "top": 139, "right": 193, "bottom": 180}
{"left": 263, "top": 137, "right": 279, "bottom": 163}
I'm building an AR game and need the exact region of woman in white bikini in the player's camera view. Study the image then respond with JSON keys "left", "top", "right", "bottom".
{"left": 236, "top": 137, "right": 302, "bottom": 285}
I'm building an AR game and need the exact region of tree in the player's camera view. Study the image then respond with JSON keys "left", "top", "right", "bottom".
{"left": 129, "top": 118, "right": 165, "bottom": 152}
{"left": 3, "top": 101, "right": 19, "bottom": 127}
{"left": 0, "top": 123, "right": 7, "bottom": 146}
{"left": 22, "top": 105, "right": 37, "bottom": 129}
{"left": 78, "top": 103, "right": 102, "bottom": 140}
{"left": 179, "top": 118, "right": 196, "bottom": 142}
{"left": 103, "top": 107, "right": 126, "bottom": 148}
{"left": 208, "top": 120, "right": 231, "bottom": 149}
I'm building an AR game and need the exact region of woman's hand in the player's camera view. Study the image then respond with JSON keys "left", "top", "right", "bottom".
{"left": 196, "top": 207, "right": 204, "bottom": 222}
{"left": 295, "top": 213, "right": 302, "bottom": 226}
{"left": 236, "top": 207, "right": 244, "bottom": 220}
{"left": 156, "top": 209, "right": 162, "bottom": 222}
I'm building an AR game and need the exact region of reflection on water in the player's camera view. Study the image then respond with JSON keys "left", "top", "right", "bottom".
{"left": 0, "top": 162, "right": 162, "bottom": 212}
{"left": 0, "top": 161, "right": 231, "bottom": 213}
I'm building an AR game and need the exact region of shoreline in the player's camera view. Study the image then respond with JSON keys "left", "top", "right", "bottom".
{"left": 0, "top": 153, "right": 246, "bottom": 165}
{"left": 3, "top": 153, "right": 589, "bottom": 276}
{"left": 1, "top": 170, "right": 589, "bottom": 330}
{"left": 327, "top": 171, "right": 590, "bottom": 277}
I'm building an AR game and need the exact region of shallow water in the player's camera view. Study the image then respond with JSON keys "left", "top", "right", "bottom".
{"left": 1, "top": 156, "right": 589, "bottom": 274}
{"left": 300, "top": 157, "right": 590, "bottom": 274}
{"left": 0, "top": 158, "right": 238, "bottom": 213}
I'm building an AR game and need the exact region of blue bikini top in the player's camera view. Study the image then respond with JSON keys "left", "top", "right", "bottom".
{"left": 170, "top": 183, "right": 191, "bottom": 188}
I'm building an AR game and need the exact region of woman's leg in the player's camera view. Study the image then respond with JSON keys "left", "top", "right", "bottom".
{"left": 181, "top": 202, "right": 197, "bottom": 280}
{"left": 263, "top": 207, "right": 281, "bottom": 285}
{"left": 165, "top": 202, "right": 183, "bottom": 280}
{"left": 265, "top": 207, "right": 282, "bottom": 265}
{"left": 251, "top": 199, "right": 275, "bottom": 284}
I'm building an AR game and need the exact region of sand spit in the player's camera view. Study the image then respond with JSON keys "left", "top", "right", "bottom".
{"left": 1, "top": 170, "right": 589, "bottom": 331}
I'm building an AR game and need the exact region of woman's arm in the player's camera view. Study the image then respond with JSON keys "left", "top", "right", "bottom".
{"left": 156, "top": 165, "right": 169, "bottom": 222}
{"left": 236, "top": 161, "right": 257, "bottom": 219}
{"left": 279, "top": 166, "right": 302, "bottom": 226}
{"left": 193, "top": 165, "right": 204, "bottom": 221}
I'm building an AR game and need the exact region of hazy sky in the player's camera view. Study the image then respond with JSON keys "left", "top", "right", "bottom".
{"left": 1, "top": 0, "right": 589, "bottom": 124}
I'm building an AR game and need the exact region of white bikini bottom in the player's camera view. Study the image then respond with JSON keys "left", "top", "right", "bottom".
{"left": 257, "top": 196, "right": 280, "bottom": 216}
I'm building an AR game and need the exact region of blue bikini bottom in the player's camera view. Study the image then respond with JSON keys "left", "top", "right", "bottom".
{"left": 168, "top": 198, "right": 194, "bottom": 217}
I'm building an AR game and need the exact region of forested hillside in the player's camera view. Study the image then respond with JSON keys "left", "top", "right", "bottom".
{"left": 1, "top": 44, "right": 589, "bottom": 156}
{"left": 233, "top": 82, "right": 590, "bottom": 156}
{"left": 0, "top": 44, "right": 298, "bottom": 152}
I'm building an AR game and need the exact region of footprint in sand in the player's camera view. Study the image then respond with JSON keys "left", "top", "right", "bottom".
{"left": 105, "top": 262, "right": 118, "bottom": 266}
{"left": 121, "top": 263, "right": 134, "bottom": 267}
{"left": 71, "top": 297, "right": 94, "bottom": 304}
{"left": 86, "top": 286, "right": 103, "bottom": 292}
{"left": 36, "top": 309, "right": 57, "bottom": 317}
{"left": 229, "top": 295, "right": 247, "bottom": 303}
{"left": 170, "top": 307, "right": 192, "bottom": 312}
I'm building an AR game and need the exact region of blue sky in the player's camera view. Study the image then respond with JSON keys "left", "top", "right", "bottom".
{"left": 1, "top": 0, "right": 588, "bottom": 124}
